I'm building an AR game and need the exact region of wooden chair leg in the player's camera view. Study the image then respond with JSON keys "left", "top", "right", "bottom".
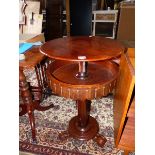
{"left": 33, "top": 101, "right": 54, "bottom": 111}
{"left": 27, "top": 104, "right": 36, "bottom": 142}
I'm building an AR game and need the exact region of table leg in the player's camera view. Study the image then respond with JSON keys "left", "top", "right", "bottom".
{"left": 19, "top": 68, "right": 36, "bottom": 142}
{"left": 20, "top": 68, "right": 54, "bottom": 142}
{"left": 77, "top": 99, "right": 90, "bottom": 129}
{"left": 33, "top": 101, "right": 54, "bottom": 111}
{"left": 68, "top": 99, "right": 99, "bottom": 140}
{"left": 27, "top": 102, "right": 36, "bottom": 142}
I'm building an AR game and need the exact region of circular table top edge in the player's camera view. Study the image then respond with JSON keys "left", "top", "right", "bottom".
{"left": 40, "top": 36, "right": 125, "bottom": 62}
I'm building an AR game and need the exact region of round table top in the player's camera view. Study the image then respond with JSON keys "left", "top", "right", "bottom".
{"left": 40, "top": 36, "right": 125, "bottom": 62}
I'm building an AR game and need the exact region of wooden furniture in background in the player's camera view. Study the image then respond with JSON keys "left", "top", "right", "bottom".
{"left": 63, "top": 9, "right": 118, "bottom": 39}
{"left": 70, "top": 0, "right": 92, "bottom": 36}
{"left": 92, "top": 10, "right": 118, "bottom": 39}
{"left": 19, "top": 34, "right": 54, "bottom": 141}
{"left": 19, "top": 33, "right": 52, "bottom": 100}
{"left": 19, "top": 67, "right": 54, "bottom": 142}
{"left": 20, "top": 34, "right": 48, "bottom": 101}
{"left": 116, "top": 1, "right": 135, "bottom": 41}
{"left": 19, "top": 47, "right": 47, "bottom": 101}
{"left": 40, "top": 36, "right": 125, "bottom": 147}
{"left": 45, "top": 0, "right": 63, "bottom": 41}
{"left": 19, "top": 68, "right": 36, "bottom": 141}
{"left": 113, "top": 48, "right": 135, "bottom": 154}
{"left": 63, "top": 0, "right": 92, "bottom": 37}
{"left": 119, "top": 97, "right": 135, "bottom": 155}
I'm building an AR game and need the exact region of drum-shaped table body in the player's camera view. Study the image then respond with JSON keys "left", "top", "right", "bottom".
{"left": 40, "top": 36, "right": 124, "bottom": 146}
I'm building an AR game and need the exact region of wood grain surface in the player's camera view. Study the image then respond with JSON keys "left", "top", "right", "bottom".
{"left": 40, "top": 36, "right": 124, "bottom": 61}
{"left": 113, "top": 48, "right": 135, "bottom": 147}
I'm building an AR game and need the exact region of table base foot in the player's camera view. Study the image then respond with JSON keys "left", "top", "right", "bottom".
{"left": 68, "top": 116, "right": 99, "bottom": 141}
{"left": 59, "top": 116, "right": 107, "bottom": 147}
{"left": 33, "top": 101, "right": 54, "bottom": 111}
{"left": 93, "top": 133, "right": 107, "bottom": 147}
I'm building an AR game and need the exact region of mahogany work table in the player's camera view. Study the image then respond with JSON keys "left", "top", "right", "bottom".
{"left": 40, "top": 36, "right": 124, "bottom": 147}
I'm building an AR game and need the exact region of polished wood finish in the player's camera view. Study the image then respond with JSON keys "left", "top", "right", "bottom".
{"left": 118, "top": 98, "right": 135, "bottom": 152}
{"left": 19, "top": 34, "right": 54, "bottom": 141}
{"left": 41, "top": 36, "right": 124, "bottom": 147}
{"left": 47, "top": 60, "right": 118, "bottom": 144}
{"left": 19, "top": 68, "right": 36, "bottom": 142}
{"left": 19, "top": 34, "right": 47, "bottom": 98}
{"left": 40, "top": 36, "right": 124, "bottom": 62}
{"left": 45, "top": 0, "right": 63, "bottom": 41}
{"left": 19, "top": 68, "right": 54, "bottom": 141}
{"left": 117, "top": 2, "right": 135, "bottom": 41}
{"left": 68, "top": 99, "right": 99, "bottom": 140}
{"left": 47, "top": 60, "right": 119, "bottom": 100}
{"left": 113, "top": 48, "right": 135, "bottom": 153}
{"left": 19, "top": 46, "right": 51, "bottom": 101}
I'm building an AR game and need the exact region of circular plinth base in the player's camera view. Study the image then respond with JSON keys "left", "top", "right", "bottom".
{"left": 68, "top": 116, "right": 99, "bottom": 141}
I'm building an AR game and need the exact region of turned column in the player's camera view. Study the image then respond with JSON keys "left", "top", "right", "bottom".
{"left": 77, "top": 99, "right": 90, "bottom": 129}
